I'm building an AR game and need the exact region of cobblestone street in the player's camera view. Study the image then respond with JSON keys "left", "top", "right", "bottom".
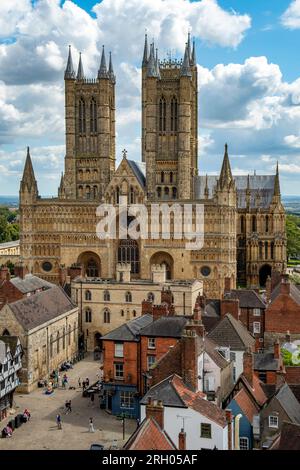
{"left": 0, "top": 354, "right": 136, "bottom": 450}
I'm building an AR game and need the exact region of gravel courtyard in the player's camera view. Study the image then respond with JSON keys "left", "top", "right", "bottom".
{"left": 0, "top": 354, "right": 136, "bottom": 450}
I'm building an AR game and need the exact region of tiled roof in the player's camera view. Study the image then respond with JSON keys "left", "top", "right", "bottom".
{"left": 194, "top": 174, "right": 276, "bottom": 208}
{"left": 278, "top": 421, "right": 300, "bottom": 450}
{"left": 9, "top": 286, "right": 77, "bottom": 331}
{"left": 208, "top": 314, "right": 255, "bottom": 351}
{"left": 241, "top": 374, "right": 268, "bottom": 407}
{"left": 275, "top": 383, "right": 300, "bottom": 424}
{"left": 124, "top": 418, "right": 176, "bottom": 450}
{"left": 127, "top": 160, "right": 146, "bottom": 188}
{"left": 102, "top": 314, "right": 153, "bottom": 341}
{"left": 141, "top": 374, "right": 227, "bottom": 427}
{"left": 270, "top": 282, "right": 300, "bottom": 305}
{"left": 10, "top": 274, "right": 54, "bottom": 294}
{"left": 140, "top": 316, "right": 188, "bottom": 338}
{"left": 234, "top": 388, "right": 259, "bottom": 422}
{"left": 224, "top": 289, "right": 266, "bottom": 309}
{"left": 254, "top": 352, "right": 279, "bottom": 371}
{"left": 202, "top": 337, "right": 230, "bottom": 369}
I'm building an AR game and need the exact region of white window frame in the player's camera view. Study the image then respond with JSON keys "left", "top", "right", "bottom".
{"left": 147, "top": 355, "right": 156, "bottom": 370}
{"left": 269, "top": 415, "right": 278, "bottom": 429}
{"left": 253, "top": 308, "right": 261, "bottom": 317}
{"left": 114, "top": 363, "right": 124, "bottom": 380}
{"left": 114, "top": 343, "right": 124, "bottom": 358}
{"left": 148, "top": 338, "right": 156, "bottom": 349}
{"left": 239, "top": 437, "right": 249, "bottom": 450}
{"left": 253, "top": 321, "right": 261, "bottom": 334}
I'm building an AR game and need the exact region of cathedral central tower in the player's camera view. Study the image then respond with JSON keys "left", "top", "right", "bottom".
{"left": 141, "top": 34, "right": 198, "bottom": 200}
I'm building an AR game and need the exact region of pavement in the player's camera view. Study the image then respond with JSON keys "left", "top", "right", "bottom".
{"left": 0, "top": 353, "right": 136, "bottom": 450}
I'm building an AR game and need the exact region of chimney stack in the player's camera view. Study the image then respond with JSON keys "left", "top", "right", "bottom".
{"left": 68, "top": 264, "right": 84, "bottom": 280}
{"left": 0, "top": 266, "right": 10, "bottom": 282}
{"left": 181, "top": 328, "right": 198, "bottom": 391}
{"left": 274, "top": 339, "right": 280, "bottom": 359}
{"left": 145, "top": 398, "right": 164, "bottom": 429}
{"left": 225, "top": 409, "right": 233, "bottom": 450}
{"left": 141, "top": 300, "right": 153, "bottom": 315}
{"left": 14, "top": 263, "right": 28, "bottom": 280}
{"left": 243, "top": 348, "right": 254, "bottom": 388}
{"left": 178, "top": 429, "right": 186, "bottom": 450}
{"left": 280, "top": 275, "right": 291, "bottom": 296}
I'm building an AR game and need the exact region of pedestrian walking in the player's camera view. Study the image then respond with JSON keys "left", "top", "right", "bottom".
{"left": 82, "top": 380, "right": 86, "bottom": 390}
{"left": 89, "top": 417, "right": 95, "bottom": 433}
{"left": 90, "top": 393, "right": 95, "bottom": 406}
{"left": 86, "top": 377, "right": 90, "bottom": 387}
{"left": 78, "top": 377, "right": 81, "bottom": 388}
{"left": 56, "top": 414, "right": 62, "bottom": 430}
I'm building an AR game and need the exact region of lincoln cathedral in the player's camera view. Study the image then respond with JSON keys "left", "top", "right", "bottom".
{"left": 19, "top": 35, "right": 286, "bottom": 299}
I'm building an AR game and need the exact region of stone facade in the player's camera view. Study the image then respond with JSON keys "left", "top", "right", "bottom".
{"left": 19, "top": 35, "right": 286, "bottom": 300}
{"left": 0, "top": 287, "right": 78, "bottom": 393}
{"left": 71, "top": 263, "right": 202, "bottom": 351}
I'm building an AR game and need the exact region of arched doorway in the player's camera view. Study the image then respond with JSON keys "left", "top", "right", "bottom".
{"left": 94, "top": 332, "right": 102, "bottom": 349}
{"left": 2, "top": 329, "right": 10, "bottom": 336}
{"left": 150, "top": 252, "right": 174, "bottom": 280}
{"left": 118, "top": 239, "right": 140, "bottom": 274}
{"left": 77, "top": 252, "right": 101, "bottom": 278}
{"left": 259, "top": 264, "right": 272, "bottom": 287}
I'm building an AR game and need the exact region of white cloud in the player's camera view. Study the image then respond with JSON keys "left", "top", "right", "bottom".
{"left": 281, "top": 0, "right": 300, "bottom": 29}
{"left": 284, "top": 134, "right": 300, "bottom": 148}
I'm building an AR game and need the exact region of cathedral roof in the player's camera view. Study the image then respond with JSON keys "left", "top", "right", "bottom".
{"left": 127, "top": 160, "right": 146, "bottom": 188}
{"left": 194, "top": 174, "right": 276, "bottom": 209}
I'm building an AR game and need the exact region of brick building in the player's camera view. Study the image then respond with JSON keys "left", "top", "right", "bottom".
{"left": 0, "top": 336, "right": 23, "bottom": 421}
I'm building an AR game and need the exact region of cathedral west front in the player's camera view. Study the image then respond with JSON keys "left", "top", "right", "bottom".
{"left": 19, "top": 34, "right": 287, "bottom": 299}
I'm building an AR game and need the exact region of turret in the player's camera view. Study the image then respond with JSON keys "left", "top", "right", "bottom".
{"left": 19, "top": 147, "right": 38, "bottom": 204}
{"left": 191, "top": 38, "right": 196, "bottom": 66}
{"left": 98, "top": 45, "right": 109, "bottom": 79}
{"left": 64, "top": 45, "right": 75, "bottom": 80}
{"left": 180, "top": 42, "right": 192, "bottom": 77}
{"left": 108, "top": 52, "right": 116, "bottom": 84}
{"left": 273, "top": 161, "right": 281, "bottom": 203}
{"left": 218, "top": 144, "right": 234, "bottom": 190}
{"left": 76, "top": 52, "right": 84, "bottom": 81}
{"left": 142, "top": 33, "right": 149, "bottom": 68}
{"left": 147, "top": 43, "right": 158, "bottom": 78}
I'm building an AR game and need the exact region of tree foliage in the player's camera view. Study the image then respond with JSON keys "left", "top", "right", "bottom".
{"left": 286, "top": 214, "right": 300, "bottom": 260}
{"left": 0, "top": 207, "right": 19, "bottom": 242}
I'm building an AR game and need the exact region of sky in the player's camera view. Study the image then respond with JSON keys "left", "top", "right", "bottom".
{"left": 1, "top": 1, "right": 300, "bottom": 195}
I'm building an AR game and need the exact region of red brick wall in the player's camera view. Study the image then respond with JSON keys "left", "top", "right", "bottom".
{"left": 102, "top": 340, "right": 139, "bottom": 387}
{"left": 286, "top": 367, "right": 300, "bottom": 384}
{"left": 140, "top": 336, "right": 178, "bottom": 393}
{"left": 149, "top": 341, "right": 182, "bottom": 387}
{"left": 265, "top": 295, "right": 300, "bottom": 333}
{"left": 238, "top": 308, "right": 265, "bottom": 351}
{"left": 0, "top": 280, "right": 24, "bottom": 311}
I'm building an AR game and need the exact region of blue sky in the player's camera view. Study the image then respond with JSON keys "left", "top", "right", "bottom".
{"left": 1, "top": 0, "right": 300, "bottom": 195}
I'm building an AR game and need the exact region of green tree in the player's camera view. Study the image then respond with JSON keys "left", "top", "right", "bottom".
{"left": 286, "top": 214, "right": 300, "bottom": 260}
{"left": 0, "top": 215, "right": 8, "bottom": 242}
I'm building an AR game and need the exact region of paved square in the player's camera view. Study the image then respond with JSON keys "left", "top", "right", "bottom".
{"left": 0, "top": 354, "right": 136, "bottom": 450}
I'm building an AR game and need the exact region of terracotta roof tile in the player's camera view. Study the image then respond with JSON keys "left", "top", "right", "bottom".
{"left": 234, "top": 388, "right": 259, "bottom": 422}
{"left": 124, "top": 418, "right": 176, "bottom": 450}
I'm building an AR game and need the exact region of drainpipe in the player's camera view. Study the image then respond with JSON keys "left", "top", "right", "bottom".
{"left": 234, "top": 414, "right": 243, "bottom": 450}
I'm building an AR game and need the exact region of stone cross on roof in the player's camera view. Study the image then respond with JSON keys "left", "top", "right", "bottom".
{"left": 122, "top": 149, "right": 127, "bottom": 159}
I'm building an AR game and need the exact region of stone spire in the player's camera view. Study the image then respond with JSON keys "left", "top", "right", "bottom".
{"left": 64, "top": 45, "right": 75, "bottom": 80}
{"left": 108, "top": 52, "right": 116, "bottom": 83}
{"left": 219, "top": 143, "right": 233, "bottom": 189}
{"left": 155, "top": 48, "right": 161, "bottom": 79}
{"left": 180, "top": 42, "right": 192, "bottom": 77}
{"left": 191, "top": 38, "right": 196, "bottom": 66}
{"left": 20, "top": 147, "right": 38, "bottom": 195}
{"left": 274, "top": 161, "right": 281, "bottom": 197}
{"left": 147, "top": 43, "right": 158, "bottom": 78}
{"left": 98, "top": 45, "right": 108, "bottom": 79}
{"left": 187, "top": 32, "right": 192, "bottom": 62}
{"left": 142, "top": 33, "right": 149, "bottom": 67}
{"left": 76, "top": 52, "right": 84, "bottom": 80}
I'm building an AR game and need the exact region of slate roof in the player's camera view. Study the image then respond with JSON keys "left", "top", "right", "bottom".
{"left": 141, "top": 374, "right": 227, "bottom": 427}
{"left": 208, "top": 313, "right": 255, "bottom": 351}
{"left": 8, "top": 286, "right": 77, "bottom": 331}
{"left": 140, "top": 316, "right": 188, "bottom": 338}
{"left": 10, "top": 274, "right": 54, "bottom": 294}
{"left": 234, "top": 388, "right": 259, "bottom": 422}
{"left": 127, "top": 160, "right": 146, "bottom": 188}
{"left": 203, "top": 337, "right": 231, "bottom": 369}
{"left": 0, "top": 240, "right": 20, "bottom": 249}
{"left": 124, "top": 418, "right": 176, "bottom": 450}
{"left": 101, "top": 314, "right": 153, "bottom": 342}
{"left": 275, "top": 383, "right": 300, "bottom": 424}
{"left": 0, "top": 336, "right": 20, "bottom": 356}
{"left": 202, "top": 300, "right": 221, "bottom": 333}
{"left": 270, "top": 282, "right": 300, "bottom": 305}
{"left": 277, "top": 421, "right": 300, "bottom": 450}
{"left": 254, "top": 352, "right": 279, "bottom": 371}
{"left": 194, "top": 174, "right": 276, "bottom": 209}
{"left": 224, "top": 290, "right": 266, "bottom": 309}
